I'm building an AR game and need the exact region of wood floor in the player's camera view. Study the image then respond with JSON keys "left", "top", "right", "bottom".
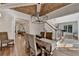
{"left": 0, "top": 34, "right": 30, "bottom": 56}
{"left": 53, "top": 47, "right": 79, "bottom": 56}
{"left": 0, "top": 45, "right": 79, "bottom": 56}
{"left": 0, "top": 45, "right": 30, "bottom": 56}
{"left": 0, "top": 45, "right": 15, "bottom": 56}
{"left": 0, "top": 34, "right": 79, "bottom": 56}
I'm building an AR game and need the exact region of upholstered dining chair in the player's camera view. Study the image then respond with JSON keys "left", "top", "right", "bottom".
{"left": 28, "top": 34, "right": 44, "bottom": 56}
{"left": 0, "top": 32, "right": 14, "bottom": 50}
{"left": 40, "top": 32, "right": 53, "bottom": 40}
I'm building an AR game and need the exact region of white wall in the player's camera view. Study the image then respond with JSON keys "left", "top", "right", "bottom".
{"left": 58, "top": 22, "right": 78, "bottom": 35}
{"left": 0, "top": 8, "right": 15, "bottom": 40}
{"left": 44, "top": 19, "right": 56, "bottom": 31}
{"left": 55, "top": 13, "right": 79, "bottom": 23}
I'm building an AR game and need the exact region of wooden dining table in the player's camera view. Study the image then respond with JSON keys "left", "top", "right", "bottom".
{"left": 36, "top": 38, "right": 57, "bottom": 55}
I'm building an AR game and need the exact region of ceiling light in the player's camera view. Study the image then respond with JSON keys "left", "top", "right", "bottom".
{"left": 31, "top": 3, "right": 48, "bottom": 24}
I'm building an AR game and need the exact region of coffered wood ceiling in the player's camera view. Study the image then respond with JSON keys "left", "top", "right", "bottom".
{"left": 12, "top": 3, "right": 70, "bottom": 16}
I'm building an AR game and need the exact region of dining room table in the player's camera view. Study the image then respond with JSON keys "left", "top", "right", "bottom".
{"left": 36, "top": 38, "right": 57, "bottom": 55}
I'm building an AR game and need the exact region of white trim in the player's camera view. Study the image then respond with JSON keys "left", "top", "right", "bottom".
{"left": 0, "top": 3, "right": 35, "bottom": 9}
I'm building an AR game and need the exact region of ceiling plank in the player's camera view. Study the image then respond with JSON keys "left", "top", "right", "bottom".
{"left": 40, "top": 3, "right": 69, "bottom": 16}
{"left": 12, "top": 5, "right": 36, "bottom": 16}
{"left": 12, "top": 3, "right": 70, "bottom": 16}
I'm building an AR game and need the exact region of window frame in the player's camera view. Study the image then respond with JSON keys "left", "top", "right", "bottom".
{"left": 68, "top": 25, "right": 72, "bottom": 33}
{"left": 64, "top": 24, "right": 73, "bottom": 33}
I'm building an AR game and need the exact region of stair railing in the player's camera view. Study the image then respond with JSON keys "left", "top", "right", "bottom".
{"left": 43, "top": 21, "right": 64, "bottom": 41}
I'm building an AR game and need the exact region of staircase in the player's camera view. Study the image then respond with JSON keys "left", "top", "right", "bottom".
{"left": 44, "top": 21, "right": 64, "bottom": 41}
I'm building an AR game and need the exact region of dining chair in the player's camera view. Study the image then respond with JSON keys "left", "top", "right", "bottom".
{"left": 0, "top": 32, "right": 14, "bottom": 50}
{"left": 28, "top": 34, "right": 44, "bottom": 56}
{"left": 46, "top": 32, "right": 52, "bottom": 40}
{"left": 40, "top": 32, "right": 53, "bottom": 40}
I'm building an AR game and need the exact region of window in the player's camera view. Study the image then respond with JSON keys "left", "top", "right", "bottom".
{"left": 68, "top": 25, "right": 72, "bottom": 33}
{"left": 64, "top": 25, "right": 72, "bottom": 33}
{"left": 64, "top": 25, "right": 67, "bottom": 32}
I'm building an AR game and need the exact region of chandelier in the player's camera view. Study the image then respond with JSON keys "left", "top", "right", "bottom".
{"left": 31, "top": 3, "right": 48, "bottom": 24}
